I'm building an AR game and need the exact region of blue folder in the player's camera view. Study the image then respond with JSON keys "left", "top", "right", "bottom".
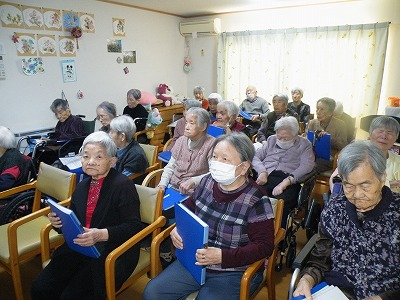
{"left": 46, "top": 198, "right": 100, "bottom": 258}
{"left": 175, "top": 203, "right": 209, "bottom": 285}
{"left": 163, "top": 187, "right": 189, "bottom": 211}
{"left": 207, "top": 125, "right": 224, "bottom": 137}
{"left": 158, "top": 151, "right": 172, "bottom": 163}
{"left": 290, "top": 282, "right": 328, "bottom": 300}
{"left": 307, "top": 131, "right": 331, "bottom": 161}
{"left": 239, "top": 110, "right": 253, "bottom": 120}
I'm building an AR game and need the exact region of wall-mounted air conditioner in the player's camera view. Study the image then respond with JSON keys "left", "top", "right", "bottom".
{"left": 179, "top": 18, "right": 221, "bottom": 36}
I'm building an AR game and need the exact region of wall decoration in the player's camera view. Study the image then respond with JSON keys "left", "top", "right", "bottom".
{"left": 123, "top": 50, "right": 136, "bottom": 63}
{"left": 14, "top": 32, "right": 37, "bottom": 56}
{"left": 0, "top": 2, "right": 23, "bottom": 28}
{"left": 59, "top": 35, "right": 76, "bottom": 57}
{"left": 62, "top": 10, "right": 79, "bottom": 31}
{"left": 61, "top": 59, "right": 77, "bottom": 82}
{"left": 107, "top": 39, "right": 122, "bottom": 53}
{"left": 43, "top": 8, "right": 62, "bottom": 30}
{"left": 80, "top": 12, "right": 95, "bottom": 33}
{"left": 37, "top": 34, "right": 56, "bottom": 56}
{"left": 22, "top": 57, "right": 44, "bottom": 75}
{"left": 112, "top": 18, "right": 125, "bottom": 36}
{"left": 123, "top": 66, "right": 129, "bottom": 74}
{"left": 22, "top": 5, "right": 43, "bottom": 29}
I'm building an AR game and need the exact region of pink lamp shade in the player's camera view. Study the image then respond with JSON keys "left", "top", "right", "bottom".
{"left": 140, "top": 90, "right": 157, "bottom": 104}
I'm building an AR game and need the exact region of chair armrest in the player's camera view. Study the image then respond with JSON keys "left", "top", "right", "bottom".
{"left": 163, "top": 139, "right": 173, "bottom": 151}
{"left": 105, "top": 216, "right": 166, "bottom": 299}
{"left": 142, "top": 169, "right": 164, "bottom": 188}
{"left": 150, "top": 223, "right": 176, "bottom": 278}
{"left": 0, "top": 181, "right": 36, "bottom": 199}
{"left": 240, "top": 258, "right": 266, "bottom": 299}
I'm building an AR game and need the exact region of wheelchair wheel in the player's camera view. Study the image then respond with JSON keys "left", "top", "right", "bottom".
{"left": 286, "top": 246, "right": 296, "bottom": 268}
{"left": 0, "top": 191, "right": 35, "bottom": 225}
{"left": 305, "top": 199, "right": 322, "bottom": 240}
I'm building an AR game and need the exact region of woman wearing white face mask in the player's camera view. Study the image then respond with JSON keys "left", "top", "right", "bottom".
{"left": 144, "top": 132, "right": 275, "bottom": 300}
{"left": 252, "top": 116, "right": 315, "bottom": 227}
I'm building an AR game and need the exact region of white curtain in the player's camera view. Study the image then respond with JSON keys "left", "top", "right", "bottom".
{"left": 217, "top": 23, "right": 389, "bottom": 118}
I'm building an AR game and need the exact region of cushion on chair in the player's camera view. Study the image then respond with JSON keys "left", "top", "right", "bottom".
{"left": 36, "top": 163, "right": 74, "bottom": 201}
{"left": 139, "top": 143, "right": 157, "bottom": 166}
{"left": 135, "top": 185, "right": 159, "bottom": 224}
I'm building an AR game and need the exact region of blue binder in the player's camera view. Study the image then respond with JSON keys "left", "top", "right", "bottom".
{"left": 163, "top": 187, "right": 189, "bottom": 211}
{"left": 207, "top": 125, "right": 224, "bottom": 137}
{"left": 175, "top": 203, "right": 209, "bottom": 285}
{"left": 46, "top": 198, "right": 100, "bottom": 258}
{"left": 239, "top": 110, "right": 253, "bottom": 120}
{"left": 158, "top": 151, "right": 172, "bottom": 163}
{"left": 307, "top": 131, "right": 331, "bottom": 161}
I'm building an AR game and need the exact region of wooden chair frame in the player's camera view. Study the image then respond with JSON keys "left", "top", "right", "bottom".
{"left": 128, "top": 143, "right": 160, "bottom": 182}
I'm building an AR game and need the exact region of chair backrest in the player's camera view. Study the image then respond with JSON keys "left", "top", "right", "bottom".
{"left": 139, "top": 143, "right": 157, "bottom": 166}
{"left": 269, "top": 198, "right": 284, "bottom": 236}
{"left": 135, "top": 184, "right": 163, "bottom": 224}
{"left": 36, "top": 163, "right": 76, "bottom": 203}
{"left": 83, "top": 118, "right": 96, "bottom": 135}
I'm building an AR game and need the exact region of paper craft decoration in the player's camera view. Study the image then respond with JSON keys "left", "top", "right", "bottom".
{"left": 59, "top": 36, "right": 76, "bottom": 57}
{"left": 0, "top": 2, "right": 23, "bottom": 28}
{"left": 162, "top": 187, "right": 189, "bottom": 211}
{"left": 61, "top": 60, "right": 77, "bottom": 82}
{"left": 43, "top": 8, "right": 62, "bottom": 30}
{"left": 14, "top": 33, "right": 37, "bottom": 56}
{"left": 46, "top": 198, "right": 100, "bottom": 258}
{"left": 290, "top": 281, "right": 349, "bottom": 300}
{"left": 112, "top": 18, "right": 125, "bottom": 36}
{"left": 37, "top": 34, "right": 56, "bottom": 56}
{"left": 239, "top": 110, "right": 253, "bottom": 120}
{"left": 22, "top": 5, "right": 43, "bottom": 29}
{"left": 63, "top": 10, "right": 79, "bottom": 31}
{"left": 307, "top": 131, "right": 331, "bottom": 161}
{"left": 80, "top": 12, "right": 95, "bottom": 33}
{"left": 22, "top": 57, "right": 44, "bottom": 75}
{"left": 175, "top": 203, "right": 209, "bottom": 285}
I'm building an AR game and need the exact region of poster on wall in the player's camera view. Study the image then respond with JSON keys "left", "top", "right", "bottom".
{"left": 43, "top": 8, "right": 62, "bottom": 31}
{"left": 0, "top": 2, "right": 23, "bottom": 28}
{"left": 37, "top": 34, "right": 57, "bottom": 56}
{"left": 112, "top": 18, "right": 125, "bottom": 36}
{"left": 59, "top": 35, "right": 76, "bottom": 57}
{"left": 22, "top": 57, "right": 44, "bottom": 75}
{"left": 123, "top": 50, "right": 136, "bottom": 63}
{"left": 21, "top": 5, "right": 43, "bottom": 30}
{"left": 61, "top": 59, "right": 77, "bottom": 83}
{"left": 80, "top": 12, "right": 95, "bottom": 33}
{"left": 107, "top": 39, "right": 122, "bottom": 53}
{"left": 14, "top": 32, "right": 37, "bottom": 56}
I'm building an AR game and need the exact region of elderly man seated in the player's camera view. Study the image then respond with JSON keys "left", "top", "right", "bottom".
{"left": 212, "top": 100, "right": 245, "bottom": 134}
{"left": 257, "top": 94, "right": 299, "bottom": 143}
{"left": 252, "top": 116, "right": 315, "bottom": 227}
{"left": 293, "top": 141, "right": 400, "bottom": 300}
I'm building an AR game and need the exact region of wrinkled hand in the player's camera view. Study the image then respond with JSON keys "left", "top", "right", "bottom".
{"left": 272, "top": 179, "right": 290, "bottom": 196}
{"left": 73, "top": 227, "right": 107, "bottom": 247}
{"left": 48, "top": 211, "right": 62, "bottom": 228}
{"left": 179, "top": 179, "right": 195, "bottom": 194}
{"left": 256, "top": 172, "right": 268, "bottom": 185}
{"left": 316, "top": 130, "right": 328, "bottom": 137}
{"left": 293, "top": 275, "right": 314, "bottom": 299}
{"left": 251, "top": 115, "right": 259, "bottom": 122}
{"left": 195, "top": 247, "right": 222, "bottom": 266}
{"left": 364, "top": 296, "right": 382, "bottom": 300}
{"left": 157, "top": 185, "right": 166, "bottom": 192}
{"left": 170, "top": 227, "right": 183, "bottom": 249}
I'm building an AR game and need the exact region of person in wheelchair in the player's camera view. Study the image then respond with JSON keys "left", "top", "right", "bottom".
{"left": 96, "top": 101, "right": 117, "bottom": 133}
{"left": 123, "top": 89, "right": 149, "bottom": 143}
{"left": 252, "top": 116, "right": 315, "bottom": 227}
{"left": 0, "top": 126, "right": 29, "bottom": 191}
{"left": 293, "top": 141, "right": 400, "bottom": 300}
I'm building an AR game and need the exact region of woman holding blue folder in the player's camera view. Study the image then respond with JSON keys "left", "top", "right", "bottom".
{"left": 144, "top": 132, "right": 275, "bottom": 300}
{"left": 31, "top": 132, "right": 143, "bottom": 300}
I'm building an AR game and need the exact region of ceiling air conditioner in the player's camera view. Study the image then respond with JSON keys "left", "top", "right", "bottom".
{"left": 179, "top": 18, "right": 221, "bottom": 36}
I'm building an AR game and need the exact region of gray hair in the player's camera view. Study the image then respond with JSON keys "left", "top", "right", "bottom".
{"left": 0, "top": 126, "right": 16, "bottom": 149}
{"left": 97, "top": 101, "right": 117, "bottom": 118}
{"left": 208, "top": 93, "right": 222, "bottom": 103}
{"left": 218, "top": 100, "right": 239, "bottom": 117}
{"left": 291, "top": 87, "right": 304, "bottom": 97}
{"left": 81, "top": 131, "right": 117, "bottom": 157}
{"left": 183, "top": 99, "right": 202, "bottom": 110}
{"left": 317, "top": 97, "right": 336, "bottom": 113}
{"left": 110, "top": 115, "right": 136, "bottom": 143}
{"left": 127, "top": 89, "right": 141, "bottom": 100}
{"left": 193, "top": 86, "right": 205, "bottom": 95}
{"left": 273, "top": 93, "right": 289, "bottom": 105}
{"left": 186, "top": 107, "right": 210, "bottom": 132}
{"left": 274, "top": 116, "right": 299, "bottom": 136}
{"left": 211, "top": 132, "right": 255, "bottom": 175}
{"left": 369, "top": 115, "right": 400, "bottom": 137}
{"left": 338, "top": 140, "right": 386, "bottom": 181}
{"left": 50, "top": 99, "right": 69, "bottom": 113}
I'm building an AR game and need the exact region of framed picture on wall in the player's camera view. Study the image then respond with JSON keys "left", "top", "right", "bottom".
{"left": 61, "top": 59, "right": 77, "bottom": 83}
{"left": 123, "top": 50, "right": 136, "bottom": 63}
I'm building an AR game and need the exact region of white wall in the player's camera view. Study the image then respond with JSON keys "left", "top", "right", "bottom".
{"left": 186, "top": 0, "right": 400, "bottom": 113}
{"left": 0, "top": 0, "right": 186, "bottom": 133}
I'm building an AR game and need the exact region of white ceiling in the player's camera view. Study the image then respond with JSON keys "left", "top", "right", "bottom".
{"left": 100, "top": 0, "right": 352, "bottom": 18}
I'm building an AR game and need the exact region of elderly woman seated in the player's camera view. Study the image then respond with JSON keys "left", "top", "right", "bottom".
{"left": 167, "top": 99, "right": 202, "bottom": 151}
{"left": 212, "top": 100, "right": 245, "bottom": 134}
{"left": 96, "top": 101, "right": 117, "bottom": 133}
{"left": 287, "top": 87, "right": 311, "bottom": 124}
{"left": 253, "top": 116, "right": 315, "bottom": 227}
{"left": 109, "top": 115, "right": 149, "bottom": 179}
{"left": 31, "top": 131, "right": 143, "bottom": 299}
{"left": 143, "top": 133, "right": 275, "bottom": 299}
{"left": 207, "top": 93, "right": 222, "bottom": 121}
{"left": 293, "top": 141, "right": 400, "bottom": 300}
{"left": 330, "top": 115, "right": 400, "bottom": 193}
{"left": 157, "top": 107, "right": 215, "bottom": 195}
{"left": 0, "top": 126, "right": 28, "bottom": 191}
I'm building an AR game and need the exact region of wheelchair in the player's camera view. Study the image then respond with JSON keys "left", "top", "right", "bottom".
{"left": 275, "top": 170, "right": 321, "bottom": 271}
